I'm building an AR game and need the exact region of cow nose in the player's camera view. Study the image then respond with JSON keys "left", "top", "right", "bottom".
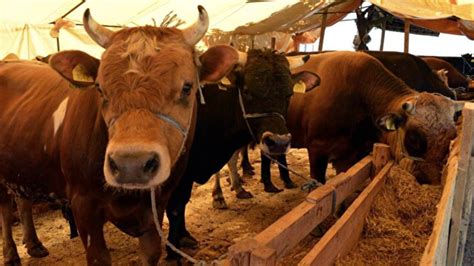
{"left": 261, "top": 132, "right": 291, "bottom": 155}
{"left": 107, "top": 151, "right": 160, "bottom": 185}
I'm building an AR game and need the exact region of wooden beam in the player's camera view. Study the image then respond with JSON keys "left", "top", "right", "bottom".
{"left": 447, "top": 102, "right": 474, "bottom": 265}
{"left": 372, "top": 143, "right": 390, "bottom": 175}
{"left": 404, "top": 20, "right": 410, "bottom": 53}
{"left": 298, "top": 161, "right": 394, "bottom": 266}
{"left": 421, "top": 121, "right": 462, "bottom": 264}
{"left": 379, "top": 21, "right": 386, "bottom": 51}
{"left": 318, "top": 9, "right": 328, "bottom": 52}
{"left": 253, "top": 156, "right": 372, "bottom": 259}
{"left": 457, "top": 157, "right": 474, "bottom": 262}
{"left": 253, "top": 184, "right": 335, "bottom": 258}
{"left": 270, "top": 37, "right": 276, "bottom": 50}
{"left": 250, "top": 246, "right": 277, "bottom": 266}
{"left": 327, "top": 156, "right": 373, "bottom": 207}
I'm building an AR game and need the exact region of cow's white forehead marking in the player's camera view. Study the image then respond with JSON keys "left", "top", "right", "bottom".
{"left": 53, "top": 97, "right": 69, "bottom": 137}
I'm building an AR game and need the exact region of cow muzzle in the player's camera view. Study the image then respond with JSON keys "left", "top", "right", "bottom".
{"left": 104, "top": 143, "right": 171, "bottom": 189}
{"left": 260, "top": 132, "right": 291, "bottom": 155}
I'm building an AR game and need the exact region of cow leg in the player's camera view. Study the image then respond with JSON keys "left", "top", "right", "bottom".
{"left": 15, "top": 197, "right": 49, "bottom": 258}
{"left": 166, "top": 179, "right": 198, "bottom": 260}
{"left": 212, "top": 171, "right": 228, "bottom": 209}
{"left": 0, "top": 193, "right": 20, "bottom": 266}
{"left": 260, "top": 152, "right": 282, "bottom": 193}
{"left": 228, "top": 151, "right": 252, "bottom": 199}
{"left": 277, "top": 155, "right": 297, "bottom": 189}
{"left": 308, "top": 147, "right": 328, "bottom": 184}
{"left": 240, "top": 146, "right": 255, "bottom": 176}
{"left": 138, "top": 218, "right": 163, "bottom": 266}
{"left": 71, "top": 194, "right": 110, "bottom": 266}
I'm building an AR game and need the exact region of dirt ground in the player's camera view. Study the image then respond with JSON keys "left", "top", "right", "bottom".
{"left": 1, "top": 148, "right": 333, "bottom": 265}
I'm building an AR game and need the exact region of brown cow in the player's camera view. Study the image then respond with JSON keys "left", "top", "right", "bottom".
{"left": 0, "top": 6, "right": 239, "bottom": 265}
{"left": 422, "top": 56, "right": 471, "bottom": 91}
{"left": 288, "top": 51, "right": 459, "bottom": 185}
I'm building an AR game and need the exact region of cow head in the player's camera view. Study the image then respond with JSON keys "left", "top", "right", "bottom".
{"left": 200, "top": 46, "right": 320, "bottom": 155}
{"left": 377, "top": 92, "right": 461, "bottom": 184}
{"left": 50, "top": 7, "right": 232, "bottom": 189}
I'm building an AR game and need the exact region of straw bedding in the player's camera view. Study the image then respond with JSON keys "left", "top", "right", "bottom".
{"left": 336, "top": 165, "right": 442, "bottom": 265}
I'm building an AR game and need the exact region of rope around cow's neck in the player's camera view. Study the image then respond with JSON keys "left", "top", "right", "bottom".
{"left": 237, "top": 89, "right": 322, "bottom": 192}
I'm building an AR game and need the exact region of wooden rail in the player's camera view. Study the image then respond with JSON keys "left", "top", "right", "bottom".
{"left": 225, "top": 143, "right": 392, "bottom": 265}
{"left": 299, "top": 161, "right": 393, "bottom": 266}
{"left": 421, "top": 102, "right": 474, "bottom": 265}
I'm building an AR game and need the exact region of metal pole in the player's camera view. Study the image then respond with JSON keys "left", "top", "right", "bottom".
{"left": 271, "top": 37, "right": 276, "bottom": 50}
{"left": 318, "top": 9, "right": 328, "bottom": 52}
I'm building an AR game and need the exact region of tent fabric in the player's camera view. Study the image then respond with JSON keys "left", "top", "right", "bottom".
{"left": 369, "top": 0, "right": 474, "bottom": 40}
{"left": 0, "top": 0, "right": 473, "bottom": 60}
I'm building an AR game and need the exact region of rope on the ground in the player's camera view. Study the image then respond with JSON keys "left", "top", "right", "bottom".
{"left": 260, "top": 151, "right": 323, "bottom": 192}
{"left": 150, "top": 187, "right": 227, "bottom": 265}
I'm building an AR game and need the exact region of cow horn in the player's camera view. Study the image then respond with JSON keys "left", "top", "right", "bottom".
{"left": 287, "top": 54, "right": 310, "bottom": 70}
{"left": 182, "top": 5, "right": 209, "bottom": 46}
{"left": 83, "top": 9, "right": 114, "bottom": 48}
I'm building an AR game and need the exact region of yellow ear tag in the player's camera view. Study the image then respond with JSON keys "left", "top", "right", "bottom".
{"left": 293, "top": 80, "right": 306, "bottom": 94}
{"left": 385, "top": 119, "right": 396, "bottom": 131}
{"left": 72, "top": 64, "right": 94, "bottom": 83}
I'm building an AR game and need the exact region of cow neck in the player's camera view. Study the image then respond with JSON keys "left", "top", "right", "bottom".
{"left": 360, "top": 71, "right": 414, "bottom": 119}
{"left": 237, "top": 88, "right": 286, "bottom": 144}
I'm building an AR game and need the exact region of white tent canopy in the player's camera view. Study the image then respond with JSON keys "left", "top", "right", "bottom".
{"left": 1, "top": 0, "right": 473, "bottom": 59}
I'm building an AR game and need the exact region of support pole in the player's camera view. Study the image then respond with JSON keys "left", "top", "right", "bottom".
{"left": 379, "top": 21, "right": 386, "bottom": 51}
{"left": 271, "top": 37, "right": 276, "bottom": 50}
{"left": 318, "top": 9, "right": 328, "bottom": 52}
{"left": 404, "top": 20, "right": 410, "bottom": 53}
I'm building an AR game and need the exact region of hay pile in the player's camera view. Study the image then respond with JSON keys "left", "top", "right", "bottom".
{"left": 336, "top": 166, "right": 442, "bottom": 265}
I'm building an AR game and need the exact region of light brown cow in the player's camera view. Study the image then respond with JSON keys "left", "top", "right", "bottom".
{"left": 0, "top": 6, "right": 241, "bottom": 265}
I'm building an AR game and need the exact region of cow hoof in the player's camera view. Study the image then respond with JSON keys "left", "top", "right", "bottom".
{"left": 179, "top": 235, "right": 198, "bottom": 249}
{"left": 27, "top": 243, "right": 49, "bottom": 258}
{"left": 212, "top": 198, "right": 228, "bottom": 209}
{"left": 264, "top": 184, "right": 283, "bottom": 193}
{"left": 236, "top": 190, "right": 253, "bottom": 199}
{"left": 4, "top": 257, "right": 21, "bottom": 266}
{"left": 284, "top": 181, "right": 298, "bottom": 189}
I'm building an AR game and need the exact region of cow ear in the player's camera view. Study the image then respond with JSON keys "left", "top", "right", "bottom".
{"left": 376, "top": 113, "right": 405, "bottom": 131}
{"left": 49, "top": 50, "right": 100, "bottom": 88}
{"left": 199, "top": 45, "right": 240, "bottom": 83}
{"left": 291, "top": 71, "right": 321, "bottom": 93}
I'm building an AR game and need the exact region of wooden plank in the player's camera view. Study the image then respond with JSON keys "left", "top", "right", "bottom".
{"left": 298, "top": 161, "right": 394, "bottom": 266}
{"left": 318, "top": 9, "right": 328, "bottom": 52}
{"left": 404, "top": 20, "right": 410, "bottom": 53}
{"left": 327, "top": 156, "right": 372, "bottom": 207}
{"left": 253, "top": 185, "right": 335, "bottom": 258}
{"left": 447, "top": 103, "right": 474, "bottom": 265}
{"left": 372, "top": 143, "right": 391, "bottom": 175}
{"left": 253, "top": 156, "right": 372, "bottom": 258}
{"left": 379, "top": 21, "right": 386, "bottom": 51}
{"left": 457, "top": 157, "right": 474, "bottom": 262}
{"left": 226, "top": 238, "right": 260, "bottom": 266}
{"left": 250, "top": 246, "right": 276, "bottom": 266}
{"left": 421, "top": 145, "right": 459, "bottom": 264}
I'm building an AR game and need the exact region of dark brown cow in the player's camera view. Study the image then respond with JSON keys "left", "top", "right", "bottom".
{"left": 0, "top": 7, "right": 239, "bottom": 265}
{"left": 422, "top": 56, "right": 471, "bottom": 90}
{"left": 287, "top": 51, "right": 459, "bottom": 185}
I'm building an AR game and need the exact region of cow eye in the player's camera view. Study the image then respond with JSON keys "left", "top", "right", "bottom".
{"left": 182, "top": 82, "right": 193, "bottom": 97}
